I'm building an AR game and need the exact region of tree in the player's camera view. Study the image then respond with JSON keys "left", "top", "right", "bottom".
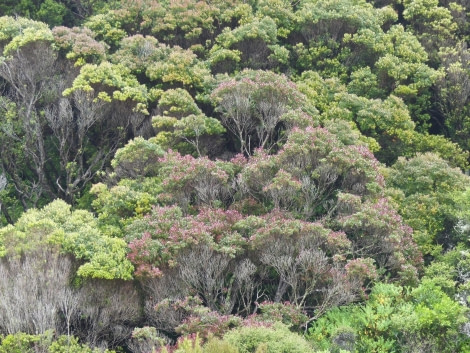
{"left": 435, "top": 43, "right": 470, "bottom": 152}
{"left": 53, "top": 26, "right": 107, "bottom": 65}
{"left": 223, "top": 322, "right": 314, "bottom": 353}
{"left": 76, "top": 279, "right": 141, "bottom": 348}
{"left": 0, "top": 199, "right": 134, "bottom": 280}
{"left": 0, "top": 248, "right": 74, "bottom": 335}
{"left": 210, "top": 16, "right": 289, "bottom": 72}
{"left": 156, "top": 151, "right": 234, "bottom": 210}
{"left": 0, "top": 18, "right": 58, "bottom": 208}
{"left": 174, "top": 114, "right": 226, "bottom": 156}
{"left": 110, "top": 137, "right": 164, "bottom": 180}
{"left": 151, "top": 88, "right": 225, "bottom": 156}
{"left": 0, "top": 17, "right": 142, "bottom": 211}
{"left": 386, "top": 153, "right": 470, "bottom": 257}
{"left": 402, "top": 0, "right": 457, "bottom": 63}
{"left": 211, "top": 70, "right": 310, "bottom": 155}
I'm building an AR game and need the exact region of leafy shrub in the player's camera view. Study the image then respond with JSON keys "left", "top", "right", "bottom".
{"left": 308, "top": 282, "right": 470, "bottom": 352}
{"left": 0, "top": 332, "right": 114, "bottom": 353}
{"left": 223, "top": 322, "right": 313, "bottom": 353}
{"left": 203, "top": 337, "right": 239, "bottom": 353}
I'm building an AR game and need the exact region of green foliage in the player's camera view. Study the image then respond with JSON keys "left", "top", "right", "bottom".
{"left": 293, "top": 0, "right": 394, "bottom": 79}
{"left": 36, "top": 0, "right": 67, "bottom": 27}
{"left": 0, "top": 332, "right": 114, "bottom": 353}
{"left": 175, "top": 334, "right": 204, "bottom": 353}
{"left": 435, "top": 43, "right": 470, "bottom": 152}
{"left": 224, "top": 322, "right": 313, "bottom": 353}
{"left": 111, "top": 34, "right": 213, "bottom": 94}
{"left": 0, "top": 331, "right": 45, "bottom": 353}
{"left": 402, "top": 0, "right": 457, "bottom": 63}
{"left": 0, "top": 16, "right": 53, "bottom": 56}
{"left": 212, "top": 16, "right": 284, "bottom": 70}
{"left": 387, "top": 153, "right": 470, "bottom": 256}
{"left": 157, "top": 88, "right": 202, "bottom": 117}
{"left": 0, "top": 199, "right": 133, "bottom": 279}
{"left": 63, "top": 61, "right": 149, "bottom": 113}
{"left": 309, "top": 282, "right": 469, "bottom": 352}
{"left": 111, "top": 137, "right": 165, "bottom": 179}
{"left": 256, "top": 0, "right": 295, "bottom": 39}
{"left": 48, "top": 335, "right": 114, "bottom": 353}
{"left": 141, "top": 0, "right": 232, "bottom": 49}
{"left": 203, "top": 337, "right": 239, "bottom": 353}
{"left": 84, "top": 13, "right": 127, "bottom": 47}
{"left": 90, "top": 179, "right": 161, "bottom": 237}
{"left": 144, "top": 44, "right": 212, "bottom": 91}
{"left": 297, "top": 69, "right": 469, "bottom": 166}
{"left": 174, "top": 114, "right": 226, "bottom": 156}
{"left": 402, "top": 132, "right": 469, "bottom": 169}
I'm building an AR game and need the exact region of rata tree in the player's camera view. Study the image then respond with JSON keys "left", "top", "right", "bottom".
{"left": 140, "top": 0, "right": 235, "bottom": 51}
{"left": 123, "top": 123, "right": 422, "bottom": 339}
{"left": 211, "top": 70, "right": 313, "bottom": 155}
{"left": 126, "top": 204, "right": 362, "bottom": 330}
{"left": 53, "top": 26, "right": 107, "bottom": 66}
{"left": 238, "top": 126, "right": 384, "bottom": 218}
{"left": 238, "top": 126, "right": 421, "bottom": 283}
{"left": 156, "top": 150, "right": 236, "bottom": 210}
{"left": 80, "top": 0, "right": 241, "bottom": 52}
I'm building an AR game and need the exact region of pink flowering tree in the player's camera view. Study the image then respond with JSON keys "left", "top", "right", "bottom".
{"left": 124, "top": 119, "right": 422, "bottom": 335}
{"left": 157, "top": 150, "right": 235, "bottom": 210}
{"left": 239, "top": 126, "right": 384, "bottom": 219}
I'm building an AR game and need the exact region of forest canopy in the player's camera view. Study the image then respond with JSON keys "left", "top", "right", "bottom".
{"left": 1, "top": 0, "right": 470, "bottom": 351}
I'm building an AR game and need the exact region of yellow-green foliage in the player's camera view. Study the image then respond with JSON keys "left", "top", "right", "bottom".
{"left": 203, "top": 337, "right": 239, "bottom": 353}
{"left": 223, "top": 322, "right": 314, "bottom": 353}
{"left": 0, "top": 16, "right": 53, "bottom": 55}
{"left": 63, "top": 61, "right": 149, "bottom": 113}
{"left": 0, "top": 199, "right": 134, "bottom": 280}
{"left": 387, "top": 153, "right": 470, "bottom": 256}
{"left": 0, "top": 331, "right": 115, "bottom": 353}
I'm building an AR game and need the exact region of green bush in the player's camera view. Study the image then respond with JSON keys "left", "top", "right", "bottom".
{"left": 223, "top": 322, "right": 313, "bottom": 353}
{"left": 203, "top": 338, "right": 239, "bottom": 353}
{"left": 0, "top": 332, "right": 114, "bottom": 353}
